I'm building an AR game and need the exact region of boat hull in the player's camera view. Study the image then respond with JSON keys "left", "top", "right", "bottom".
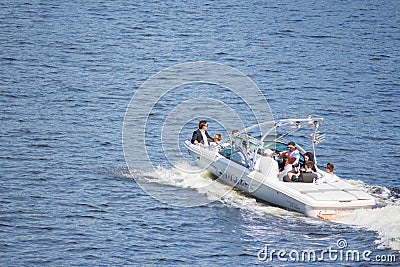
{"left": 185, "top": 141, "right": 375, "bottom": 218}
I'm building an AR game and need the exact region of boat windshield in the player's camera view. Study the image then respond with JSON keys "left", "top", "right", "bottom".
{"left": 227, "top": 134, "right": 259, "bottom": 167}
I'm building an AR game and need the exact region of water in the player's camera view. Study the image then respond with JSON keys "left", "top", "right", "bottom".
{"left": 1, "top": 0, "right": 399, "bottom": 265}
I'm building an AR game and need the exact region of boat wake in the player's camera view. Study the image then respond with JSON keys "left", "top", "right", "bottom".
{"left": 335, "top": 205, "right": 400, "bottom": 251}
{"left": 116, "top": 162, "right": 293, "bottom": 215}
{"left": 115, "top": 163, "right": 400, "bottom": 251}
{"left": 334, "top": 180, "right": 400, "bottom": 251}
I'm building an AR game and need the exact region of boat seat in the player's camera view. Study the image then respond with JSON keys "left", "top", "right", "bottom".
{"left": 219, "top": 147, "right": 231, "bottom": 158}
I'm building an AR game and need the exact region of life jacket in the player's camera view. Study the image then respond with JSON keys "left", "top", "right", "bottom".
{"left": 285, "top": 150, "right": 299, "bottom": 166}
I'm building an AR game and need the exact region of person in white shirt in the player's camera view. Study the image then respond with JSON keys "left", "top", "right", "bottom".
{"left": 316, "top": 163, "right": 340, "bottom": 184}
{"left": 279, "top": 141, "right": 300, "bottom": 168}
{"left": 191, "top": 120, "right": 213, "bottom": 146}
{"left": 254, "top": 149, "right": 279, "bottom": 181}
{"left": 210, "top": 133, "right": 228, "bottom": 150}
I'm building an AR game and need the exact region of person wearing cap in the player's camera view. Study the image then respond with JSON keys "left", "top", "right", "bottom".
{"left": 255, "top": 149, "right": 279, "bottom": 181}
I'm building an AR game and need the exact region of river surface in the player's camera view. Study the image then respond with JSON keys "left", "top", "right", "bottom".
{"left": 1, "top": 0, "right": 399, "bottom": 266}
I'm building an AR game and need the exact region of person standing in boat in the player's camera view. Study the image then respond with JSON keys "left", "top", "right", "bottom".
{"left": 191, "top": 120, "right": 213, "bottom": 146}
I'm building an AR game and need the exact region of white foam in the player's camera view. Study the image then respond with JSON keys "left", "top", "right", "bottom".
{"left": 336, "top": 206, "right": 400, "bottom": 251}
{"left": 147, "top": 162, "right": 229, "bottom": 199}
{"left": 331, "top": 179, "right": 400, "bottom": 251}
{"left": 125, "top": 165, "right": 400, "bottom": 251}
{"left": 136, "top": 163, "right": 293, "bottom": 216}
{"left": 345, "top": 179, "right": 398, "bottom": 205}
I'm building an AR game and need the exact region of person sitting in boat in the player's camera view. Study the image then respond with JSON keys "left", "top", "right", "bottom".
{"left": 254, "top": 149, "right": 279, "bottom": 181}
{"left": 210, "top": 133, "right": 229, "bottom": 150}
{"left": 316, "top": 163, "right": 340, "bottom": 184}
{"left": 283, "top": 161, "right": 317, "bottom": 183}
{"left": 213, "top": 133, "right": 222, "bottom": 144}
{"left": 278, "top": 141, "right": 300, "bottom": 173}
{"left": 299, "top": 161, "right": 318, "bottom": 183}
{"left": 283, "top": 163, "right": 300, "bottom": 182}
{"left": 280, "top": 141, "right": 300, "bottom": 167}
{"left": 191, "top": 120, "right": 213, "bottom": 146}
{"left": 301, "top": 152, "right": 317, "bottom": 172}
{"left": 231, "top": 129, "right": 239, "bottom": 136}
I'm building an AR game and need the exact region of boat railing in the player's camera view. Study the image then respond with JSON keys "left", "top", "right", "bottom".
{"left": 217, "top": 117, "right": 324, "bottom": 167}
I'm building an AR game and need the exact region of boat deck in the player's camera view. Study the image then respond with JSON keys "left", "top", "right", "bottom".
{"left": 284, "top": 181, "right": 373, "bottom": 202}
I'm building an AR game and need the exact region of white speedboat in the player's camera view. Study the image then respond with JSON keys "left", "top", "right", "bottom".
{"left": 184, "top": 117, "right": 376, "bottom": 219}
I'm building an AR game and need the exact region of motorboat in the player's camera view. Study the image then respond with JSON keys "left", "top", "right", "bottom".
{"left": 184, "top": 117, "right": 376, "bottom": 219}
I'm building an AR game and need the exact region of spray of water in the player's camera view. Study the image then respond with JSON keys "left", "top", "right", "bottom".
{"left": 117, "top": 162, "right": 399, "bottom": 251}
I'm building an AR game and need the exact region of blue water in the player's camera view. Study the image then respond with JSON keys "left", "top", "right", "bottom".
{"left": 1, "top": 0, "right": 399, "bottom": 266}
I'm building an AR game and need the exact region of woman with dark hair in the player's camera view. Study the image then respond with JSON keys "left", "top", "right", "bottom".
{"left": 303, "top": 152, "right": 317, "bottom": 172}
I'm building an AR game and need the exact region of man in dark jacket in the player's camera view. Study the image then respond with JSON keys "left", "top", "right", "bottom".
{"left": 298, "top": 161, "right": 318, "bottom": 183}
{"left": 284, "top": 161, "right": 317, "bottom": 183}
{"left": 191, "top": 120, "right": 213, "bottom": 146}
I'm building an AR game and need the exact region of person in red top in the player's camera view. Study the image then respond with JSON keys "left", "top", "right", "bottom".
{"left": 280, "top": 141, "right": 300, "bottom": 166}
